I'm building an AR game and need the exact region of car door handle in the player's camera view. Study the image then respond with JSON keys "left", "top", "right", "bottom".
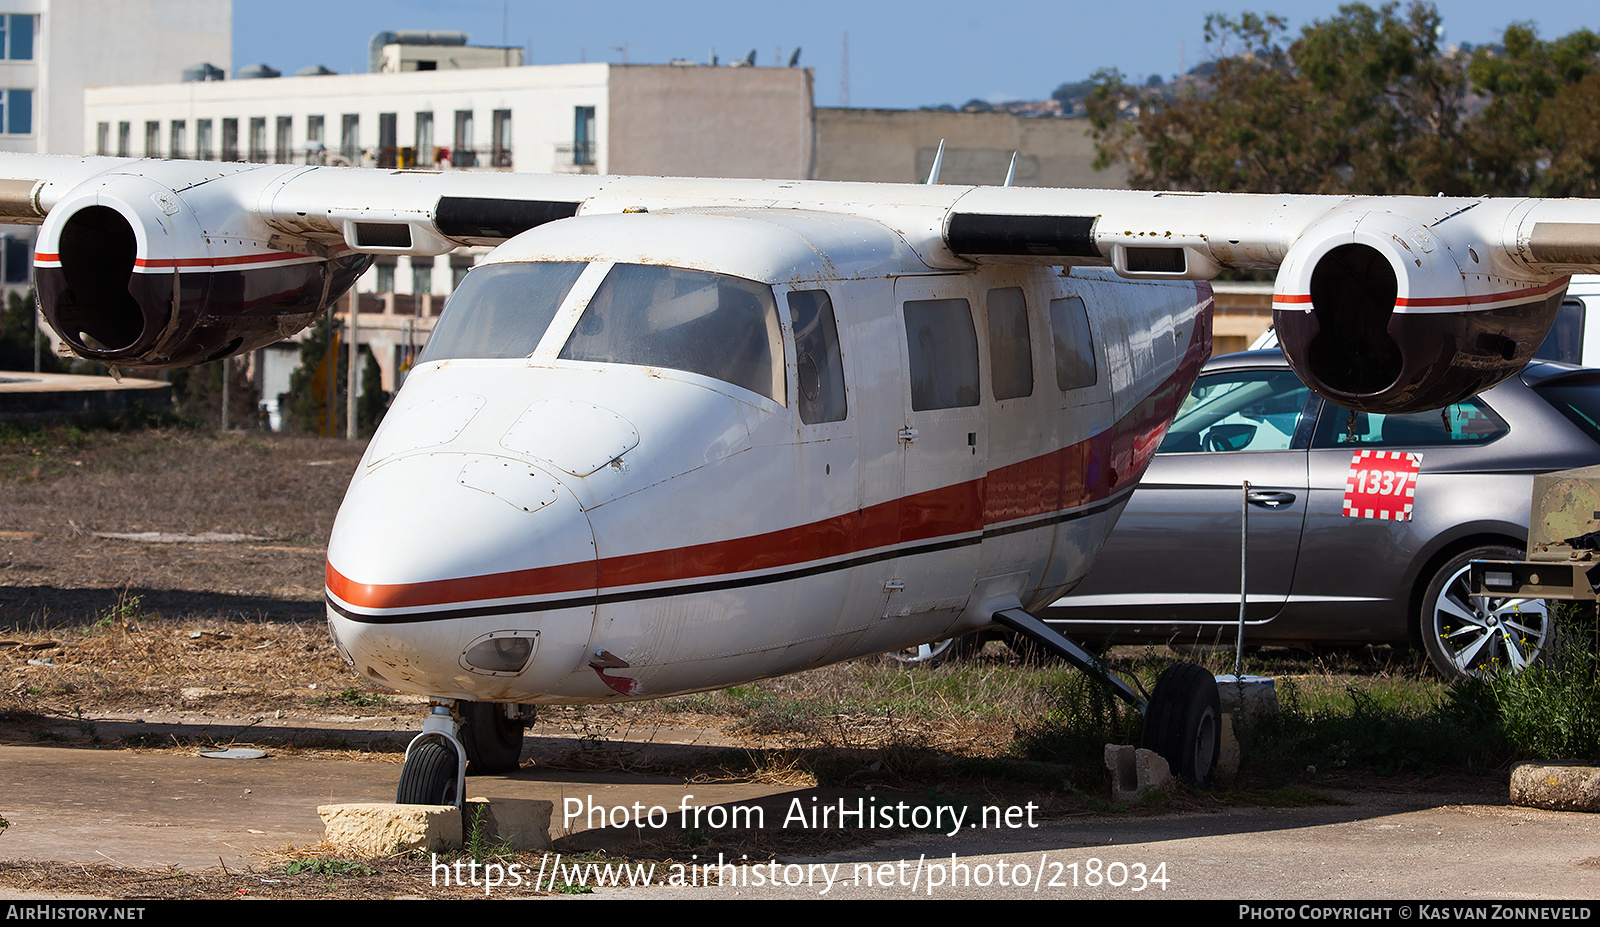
{"left": 1246, "top": 490, "right": 1297, "bottom": 508}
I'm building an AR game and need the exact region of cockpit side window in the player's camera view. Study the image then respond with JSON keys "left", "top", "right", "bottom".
{"left": 788, "top": 289, "right": 847, "bottom": 424}
{"left": 418, "top": 261, "right": 587, "bottom": 362}
{"left": 559, "top": 264, "right": 786, "bottom": 404}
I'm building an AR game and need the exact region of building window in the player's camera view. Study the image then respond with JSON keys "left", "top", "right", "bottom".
{"left": 145, "top": 121, "right": 161, "bottom": 158}
{"left": 411, "top": 256, "right": 435, "bottom": 296}
{"left": 415, "top": 111, "right": 434, "bottom": 165}
{"left": 375, "top": 258, "right": 396, "bottom": 293}
{"left": 491, "top": 109, "right": 511, "bottom": 167}
{"left": 3, "top": 235, "right": 29, "bottom": 283}
{"left": 274, "top": 116, "right": 292, "bottom": 163}
{"left": 248, "top": 117, "right": 266, "bottom": 162}
{"left": 116, "top": 121, "right": 130, "bottom": 157}
{"left": 169, "top": 121, "right": 187, "bottom": 159}
{"left": 573, "top": 106, "right": 595, "bottom": 165}
{"left": 96, "top": 122, "right": 109, "bottom": 155}
{"left": 340, "top": 114, "right": 359, "bottom": 162}
{"left": 0, "top": 15, "right": 34, "bottom": 61}
{"left": 377, "top": 112, "right": 396, "bottom": 168}
{"left": 221, "top": 118, "right": 239, "bottom": 160}
{"left": 452, "top": 110, "right": 474, "bottom": 166}
{"left": 0, "top": 89, "right": 31, "bottom": 136}
{"left": 196, "top": 119, "right": 213, "bottom": 159}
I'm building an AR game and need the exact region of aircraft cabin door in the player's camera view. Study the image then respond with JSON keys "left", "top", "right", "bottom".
{"left": 883, "top": 275, "right": 989, "bottom": 621}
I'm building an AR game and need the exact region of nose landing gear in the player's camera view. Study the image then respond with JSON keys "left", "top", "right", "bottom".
{"left": 397, "top": 702, "right": 467, "bottom": 806}
{"left": 396, "top": 701, "right": 535, "bottom": 805}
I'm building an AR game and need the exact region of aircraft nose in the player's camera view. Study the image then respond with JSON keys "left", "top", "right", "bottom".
{"left": 324, "top": 452, "right": 598, "bottom": 700}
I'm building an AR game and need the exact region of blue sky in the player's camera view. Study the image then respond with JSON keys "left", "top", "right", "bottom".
{"left": 235, "top": 1, "right": 1600, "bottom": 111}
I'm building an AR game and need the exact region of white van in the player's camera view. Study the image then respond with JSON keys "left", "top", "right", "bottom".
{"left": 1250, "top": 275, "right": 1600, "bottom": 365}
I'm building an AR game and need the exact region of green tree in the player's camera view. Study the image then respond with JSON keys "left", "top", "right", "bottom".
{"left": 1467, "top": 24, "right": 1600, "bottom": 196}
{"left": 284, "top": 312, "right": 390, "bottom": 438}
{"left": 1089, "top": 2, "right": 1473, "bottom": 195}
{"left": 0, "top": 290, "right": 68, "bottom": 373}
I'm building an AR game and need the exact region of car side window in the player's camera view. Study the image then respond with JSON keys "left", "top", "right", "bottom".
{"left": 1158, "top": 370, "right": 1316, "bottom": 453}
{"left": 1311, "top": 399, "right": 1508, "bottom": 449}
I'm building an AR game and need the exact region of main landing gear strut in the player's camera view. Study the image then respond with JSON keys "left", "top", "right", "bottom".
{"left": 396, "top": 701, "right": 534, "bottom": 806}
{"left": 993, "top": 608, "right": 1221, "bottom": 788}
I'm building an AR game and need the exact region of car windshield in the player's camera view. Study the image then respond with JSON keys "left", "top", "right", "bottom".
{"left": 558, "top": 263, "right": 786, "bottom": 403}
{"left": 418, "top": 261, "right": 588, "bottom": 362}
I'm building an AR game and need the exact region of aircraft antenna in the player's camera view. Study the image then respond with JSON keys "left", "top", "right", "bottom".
{"left": 1003, "top": 151, "right": 1018, "bottom": 187}
{"left": 838, "top": 32, "right": 850, "bottom": 106}
{"left": 925, "top": 139, "right": 945, "bottom": 185}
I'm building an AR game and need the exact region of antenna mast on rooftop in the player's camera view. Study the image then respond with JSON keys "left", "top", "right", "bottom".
{"left": 838, "top": 32, "right": 850, "bottom": 107}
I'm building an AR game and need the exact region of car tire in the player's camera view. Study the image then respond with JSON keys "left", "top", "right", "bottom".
{"left": 1419, "top": 545, "right": 1550, "bottom": 681}
{"left": 884, "top": 632, "right": 984, "bottom": 668}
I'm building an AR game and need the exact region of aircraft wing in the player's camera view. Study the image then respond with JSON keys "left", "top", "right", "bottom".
{"left": 3, "top": 152, "right": 1598, "bottom": 412}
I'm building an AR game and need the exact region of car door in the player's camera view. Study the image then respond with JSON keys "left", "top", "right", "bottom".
{"left": 1285, "top": 396, "right": 1515, "bottom": 642}
{"left": 1046, "top": 364, "right": 1317, "bottom": 635}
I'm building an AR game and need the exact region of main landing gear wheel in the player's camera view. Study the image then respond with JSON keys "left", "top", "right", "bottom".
{"left": 1421, "top": 546, "right": 1550, "bottom": 681}
{"left": 396, "top": 740, "right": 459, "bottom": 806}
{"left": 1140, "top": 663, "right": 1220, "bottom": 789}
{"left": 458, "top": 701, "right": 528, "bottom": 775}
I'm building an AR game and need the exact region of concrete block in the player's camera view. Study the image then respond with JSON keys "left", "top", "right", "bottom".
{"left": 1105, "top": 744, "right": 1173, "bottom": 802}
{"left": 1215, "top": 713, "right": 1240, "bottom": 786}
{"left": 464, "top": 797, "right": 555, "bottom": 850}
{"left": 1214, "top": 675, "right": 1278, "bottom": 716}
{"left": 318, "top": 802, "right": 461, "bottom": 856}
{"left": 1509, "top": 763, "right": 1600, "bottom": 812}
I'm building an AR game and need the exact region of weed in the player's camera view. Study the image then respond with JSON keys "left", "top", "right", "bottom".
{"left": 1481, "top": 603, "right": 1600, "bottom": 761}
{"left": 280, "top": 857, "right": 374, "bottom": 877}
{"left": 313, "top": 687, "right": 390, "bottom": 709}
{"left": 73, "top": 707, "right": 98, "bottom": 742}
{"left": 462, "top": 804, "right": 516, "bottom": 862}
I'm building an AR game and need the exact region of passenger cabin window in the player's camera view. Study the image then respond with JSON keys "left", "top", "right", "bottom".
{"left": 1049, "top": 296, "right": 1097, "bottom": 390}
{"left": 418, "top": 262, "right": 588, "bottom": 362}
{"left": 788, "top": 289, "right": 847, "bottom": 423}
{"left": 1159, "top": 370, "right": 1315, "bottom": 453}
{"left": 987, "top": 286, "right": 1033, "bottom": 400}
{"left": 903, "top": 298, "right": 980, "bottom": 410}
{"left": 560, "top": 264, "right": 786, "bottom": 404}
{"left": 1311, "top": 399, "right": 1508, "bottom": 449}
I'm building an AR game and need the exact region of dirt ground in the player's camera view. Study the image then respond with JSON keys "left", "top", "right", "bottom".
{"left": 0, "top": 425, "right": 1528, "bottom": 901}
{"left": 0, "top": 426, "right": 1091, "bottom": 898}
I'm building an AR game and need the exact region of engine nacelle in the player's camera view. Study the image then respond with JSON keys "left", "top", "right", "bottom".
{"left": 32, "top": 172, "right": 368, "bottom": 368}
{"left": 1273, "top": 210, "right": 1565, "bottom": 414}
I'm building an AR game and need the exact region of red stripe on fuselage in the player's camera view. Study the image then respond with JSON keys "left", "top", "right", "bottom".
{"left": 328, "top": 284, "right": 1214, "bottom": 614}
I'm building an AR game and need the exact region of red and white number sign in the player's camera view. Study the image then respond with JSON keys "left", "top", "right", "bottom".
{"left": 1342, "top": 450, "right": 1421, "bottom": 521}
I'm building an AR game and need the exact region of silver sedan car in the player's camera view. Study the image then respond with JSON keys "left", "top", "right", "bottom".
{"left": 1040, "top": 351, "right": 1600, "bottom": 680}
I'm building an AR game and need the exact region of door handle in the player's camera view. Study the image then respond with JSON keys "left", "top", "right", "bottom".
{"left": 1246, "top": 490, "right": 1296, "bottom": 508}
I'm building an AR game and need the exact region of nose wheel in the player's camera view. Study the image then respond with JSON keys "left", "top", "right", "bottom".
{"left": 396, "top": 702, "right": 467, "bottom": 807}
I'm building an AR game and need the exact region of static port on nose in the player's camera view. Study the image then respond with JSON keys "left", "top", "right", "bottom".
{"left": 461, "top": 631, "right": 538, "bottom": 675}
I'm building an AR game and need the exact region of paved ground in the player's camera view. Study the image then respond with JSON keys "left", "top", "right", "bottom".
{"left": 3, "top": 719, "right": 1599, "bottom": 901}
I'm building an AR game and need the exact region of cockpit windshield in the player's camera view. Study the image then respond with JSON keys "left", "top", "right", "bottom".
{"left": 418, "top": 261, "right": 588, "bottom": 363}
{"left": 559, "top": 263, "right": 786, "bottom": 404}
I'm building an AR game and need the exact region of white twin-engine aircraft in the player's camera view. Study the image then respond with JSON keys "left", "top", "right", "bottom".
{"left": 0, "top": 152, "right": 1593, "bottom": 801}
